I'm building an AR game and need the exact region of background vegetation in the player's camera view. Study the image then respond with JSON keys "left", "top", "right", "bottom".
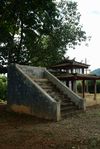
{"left": 77, "top": 80, "right": 100, "bottom": 93}
{"left": 0, "top": 1, "right": 89, "bottom": 100}
{"left": 0, "top": 0, "right": 88, "bottom": 67}
{"left": 0, "top": 75, "right": 7, "bottom": 101}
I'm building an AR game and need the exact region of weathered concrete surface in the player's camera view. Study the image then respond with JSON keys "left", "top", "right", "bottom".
{"left": 8, "top": 64, "right": 85, "bottom": 121}
{"left": 8, "top": 64, "right": 59, "bottom": 121}
{"left": 17, "top": 64, "right": 45, "bottom": 79}
{"left": 10, "top": 104, "right": 31, "bottom": 114}
{"left": 45, "top": 69, "right": 86, "bottom": 110}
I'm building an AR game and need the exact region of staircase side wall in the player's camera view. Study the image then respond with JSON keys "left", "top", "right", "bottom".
{"left": 45, "top": 69, "right": 86, "bottom": 110}
{"left": 8, "top": 64, "right": 60, "bottom": 121}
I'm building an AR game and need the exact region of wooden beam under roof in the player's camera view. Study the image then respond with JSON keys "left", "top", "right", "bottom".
{"left": 57, "top": 73, "right": 100, "bottom": 81}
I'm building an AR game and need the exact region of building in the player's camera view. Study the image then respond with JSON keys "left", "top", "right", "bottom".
{"left": 49, "top": 58, "right": 100, "bottom": 100}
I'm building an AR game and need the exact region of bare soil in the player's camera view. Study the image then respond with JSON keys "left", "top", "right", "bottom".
{"left": 0, "top": 104, "right": 100, "bottom": 149}
{"left": 79, "top": 93, "right": 100, "bottom": 107}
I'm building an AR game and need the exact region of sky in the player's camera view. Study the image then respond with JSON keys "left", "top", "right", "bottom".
{"left": 65, "top": 0, "right": 100, "bottom": 71}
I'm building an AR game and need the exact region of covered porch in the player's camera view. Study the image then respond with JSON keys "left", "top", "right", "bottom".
{"left": 56, "top": 73, "right": 100, "bottom": 107}
{"left": 49, "top": 58, "right": 100, "bottom": 107}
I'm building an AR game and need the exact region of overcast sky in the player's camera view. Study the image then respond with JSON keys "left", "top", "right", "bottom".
{"left": 65, "top": 0, "right": 100, "bottom": 71}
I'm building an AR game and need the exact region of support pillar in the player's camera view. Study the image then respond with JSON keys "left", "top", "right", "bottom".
{"left": 82, "top": 80, "right": 85, "bottom": 98}
{"left": 73, "top": 80, "right": 77, "bottom": 93}
{"left": 82, "top": 68, "right": 84, "bottom": 74}
{"left": 86, "top": 80, "right": 89, "bottom": 93}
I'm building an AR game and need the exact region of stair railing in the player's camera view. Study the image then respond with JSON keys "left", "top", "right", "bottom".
{"left": 45, "top": 69, "right": 86, "bottom": 110}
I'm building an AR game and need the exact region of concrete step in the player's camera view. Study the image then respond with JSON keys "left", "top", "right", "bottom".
{"left": 61, "top": 101, "right": 74, "bottom": 106}
{"left": 61, "top": 105, "right": 77, "bottom": 112}
{"left": 34, "top": 78, "right": 49, "bottom": 82}
{"left": 41, "top": 87, "right": 55, "bottom": 91}
{"left": 61, "top": 99, "right": 79, "bottom": 118}
{"left": 33, "top": 77, "right": 79, "bottom": 119}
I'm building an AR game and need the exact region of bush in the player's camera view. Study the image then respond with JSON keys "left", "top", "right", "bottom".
{"left": 88, "top": 80, "right": 94, "bottom": 93}
{"left": 77, "top": 81, "right": 82, "bottom": 93}
{"left": 96, "top": 80, "right": 100, "bottom": 93}
{"left": 76, "top": 80, "right": 100, "bottom": 93}
{"left": 87, "top": 80, "right": 100, "bottom": 93}
{"left": 0, "top": 75, "right": 7, "bottom": 101}
{"left": 77, "top": 81, "right": 88, "bottom": 93}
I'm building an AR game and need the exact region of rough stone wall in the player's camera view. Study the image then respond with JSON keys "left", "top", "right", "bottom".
{"left": 7, "top": 64, "right": 58, "bottom": 120}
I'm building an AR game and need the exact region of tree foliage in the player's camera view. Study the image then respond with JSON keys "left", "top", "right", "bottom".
{"left": 0, "top": 75, "right": 7, "bottom": 100}
{"left": 0, "top": 0, "right": 87, "bottom": 67}
{"left": 88, "top": 80, "right": 100, "bottom": 93}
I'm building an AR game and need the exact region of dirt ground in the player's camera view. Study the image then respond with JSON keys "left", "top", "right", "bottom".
{"left": 1, "top": 104, "right": 100, "bottom": 149}
{"left": 79, "top": 93, "right": 100, "bottom": 107}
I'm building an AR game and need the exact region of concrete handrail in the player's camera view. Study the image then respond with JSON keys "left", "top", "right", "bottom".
{"left": 45, "top": 69, "right": 86, "bottom": 110}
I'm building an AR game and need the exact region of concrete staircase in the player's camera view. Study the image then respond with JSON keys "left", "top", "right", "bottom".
{"left": 31, "top": 78, "right": 79, "bottom": 118}
{"left": 8, "top": 64, "right": 86, "bottom": 121}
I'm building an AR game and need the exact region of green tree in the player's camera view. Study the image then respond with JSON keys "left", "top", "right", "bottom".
{"left": 88, "top": 80, "right": 100, "bottom": 93}
{"left": 0, "top": 0, "right": 87, "bottom": 67}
